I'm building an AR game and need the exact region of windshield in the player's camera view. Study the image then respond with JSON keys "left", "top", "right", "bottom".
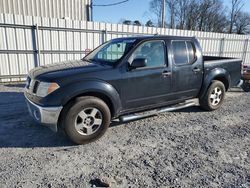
{"left": 84, "top": 39, "right": 136, "bottom": 65}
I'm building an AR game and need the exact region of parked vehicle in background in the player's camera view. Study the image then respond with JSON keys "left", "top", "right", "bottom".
{"left": 24, "top": 36, "right": 242, "bottom": 144}
{"left": 241, "top": 65, "right": 250, "bottom": 92}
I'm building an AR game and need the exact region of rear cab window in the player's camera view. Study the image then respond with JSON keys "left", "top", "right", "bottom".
{"left": 171, "top": 40, "right": 196, "bottom": 65}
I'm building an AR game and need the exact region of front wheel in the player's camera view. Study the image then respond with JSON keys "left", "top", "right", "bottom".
{"left": 62, "top": 96, "right": 111, "bottom": 144}
{"left": 241, "top": 81, "right": 250, "bottom": 92}
{"left": 199, "top": 80, "right": 226, "bottom": 111}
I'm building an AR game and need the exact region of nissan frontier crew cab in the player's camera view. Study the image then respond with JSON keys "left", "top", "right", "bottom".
{"left": 24, "top": 36, "right": 242, "bottom": 144}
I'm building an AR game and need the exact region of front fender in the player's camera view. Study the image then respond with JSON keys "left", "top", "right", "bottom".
{"left": 199, "top": 68, "right": 231, "bottom": 98}
{"left": 44, "top": 80, "right": 122, "bottom": 116}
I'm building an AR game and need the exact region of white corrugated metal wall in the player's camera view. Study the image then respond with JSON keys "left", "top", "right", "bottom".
{"left": 0, "top": 0, "right": 92, "bottom": 20}
{"left": 0, "top": 13, "right": 249, "bottom": 82}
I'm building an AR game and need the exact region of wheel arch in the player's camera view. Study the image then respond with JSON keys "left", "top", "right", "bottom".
{"left": 213, "top": 76, "right": 229, "bottom": 91}
{"left": 63, "top": 91, "right": 116, "bottom": 117}
{"left": 199, "top": 68, "right": 231, "bottom": 98}
{"left": 57, "top": 80, "right": 122, "bottom": 127}
{"left": 58, "top": 88, "right": 120, "bottom": 131}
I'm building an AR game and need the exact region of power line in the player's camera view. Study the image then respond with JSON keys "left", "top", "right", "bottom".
{"left": 92, "top": 0, "right": 129, "bottom": 7}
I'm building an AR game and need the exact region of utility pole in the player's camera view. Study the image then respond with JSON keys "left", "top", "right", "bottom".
{"left": 86, "top": 0, "right": 93, "bottom": 21}
{"left": 90, "top": 0, "right": 93, "bottom": 21}
{"left": 161, "top": 0, "right": 166, "bottom": 28}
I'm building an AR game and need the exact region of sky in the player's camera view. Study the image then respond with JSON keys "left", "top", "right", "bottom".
{"left": 93, "top": 0, "right": 250, "bottom": 24}
{"left": 93, "top": 0, "right": 153, "bottom": 23}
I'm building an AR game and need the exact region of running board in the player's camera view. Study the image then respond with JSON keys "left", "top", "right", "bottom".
{"left": 119, "top": 99, "right": 199, "bottom": 122}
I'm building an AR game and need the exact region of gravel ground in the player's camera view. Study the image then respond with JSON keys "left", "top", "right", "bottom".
{"left": 0, "top": 84, "right": 249, "bottom": 188}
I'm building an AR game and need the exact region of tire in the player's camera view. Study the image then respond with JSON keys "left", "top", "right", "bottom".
{"left": 241, "top": 81, "right": 250, "bottom": 92}
{"left": 199, "top": 80, "right": 226, "bottom": 111}
{"left": 62, "top": 96, "right": 111, "bottom": 144}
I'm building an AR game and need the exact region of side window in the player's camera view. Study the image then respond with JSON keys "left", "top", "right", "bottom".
{"left": 130, "top": 41, "right": 166, "bottom": 68}
{"left": 172, "top": 41, "right": 196, "bottom": 65}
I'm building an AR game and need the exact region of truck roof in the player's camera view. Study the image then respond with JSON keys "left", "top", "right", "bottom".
{"left": 112, "top": 35, "right": 196, "bottom": 41}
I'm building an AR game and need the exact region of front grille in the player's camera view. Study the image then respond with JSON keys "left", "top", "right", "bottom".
{"left": 26, "top": 78, "right": 39, "bottom": 95}
{"left": 33, "top": 81, "right": 40, "bottom": 93}
{"left": 26, "top": 77, "right": 31, "bottom": 89}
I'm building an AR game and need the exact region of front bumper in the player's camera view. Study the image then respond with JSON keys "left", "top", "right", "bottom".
{"left": 25, "top": 95, "right": 63, "bottom": 132}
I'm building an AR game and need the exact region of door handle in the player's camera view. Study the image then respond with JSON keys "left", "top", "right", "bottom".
{"left": 162, "top": 71, "right": 172, "bottom": 77}
{"left": 193, "top": 67, "right": 201, "bottom": 73}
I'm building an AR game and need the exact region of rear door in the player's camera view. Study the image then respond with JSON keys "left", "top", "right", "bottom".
{"left": 169, "top": 40, "right": 203, "bottom": 99}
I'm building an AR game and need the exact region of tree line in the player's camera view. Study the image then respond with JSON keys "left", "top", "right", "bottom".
{"left": 121, "top": 0, "right": 250, "bottom": 34}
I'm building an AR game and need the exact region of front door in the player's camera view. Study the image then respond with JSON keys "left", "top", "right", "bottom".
{"left": 121, "top": 40, "right": 173, "bottom": 110}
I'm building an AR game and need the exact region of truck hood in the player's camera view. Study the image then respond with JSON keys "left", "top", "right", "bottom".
{"left": 28, "top": 59, "right": 106, "bottom": 79}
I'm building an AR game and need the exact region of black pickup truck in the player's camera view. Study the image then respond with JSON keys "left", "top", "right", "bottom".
{"left": 24, "top": 36, "right": 242, "bottom": 144}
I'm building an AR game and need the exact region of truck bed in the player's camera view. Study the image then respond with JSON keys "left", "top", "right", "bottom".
{"left": 203, "top": 56, "right": 242, "bottom": 87}
{"left": 204, "top": 56, "right": 241, "bottom": 63}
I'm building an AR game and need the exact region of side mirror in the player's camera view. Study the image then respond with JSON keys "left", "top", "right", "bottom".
{"left": 130, "top": 58, "right": 147, "bottom": 69}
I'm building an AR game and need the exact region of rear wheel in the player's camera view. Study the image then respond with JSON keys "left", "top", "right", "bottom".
{"left": 62, "top": 96, "right": 111, "bottom": 144}
{"left": 241, "top": 81, "right": 250, "bottom": 92}
{"left": 199, "top": 80, "right": 226, "bottom": 111}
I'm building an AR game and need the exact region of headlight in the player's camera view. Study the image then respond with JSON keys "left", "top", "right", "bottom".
{"left": 36, "top": 82, "right": 60, "bottom": 97}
